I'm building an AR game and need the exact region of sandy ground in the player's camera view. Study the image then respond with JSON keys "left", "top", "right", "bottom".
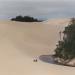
{"left": 0, "top": 19, "right": 75, "bottom": 75}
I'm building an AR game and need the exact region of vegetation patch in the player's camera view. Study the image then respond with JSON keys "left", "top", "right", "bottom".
{"left": 53, "top": 18, "right": 75, "bottom": 67}
{"left": 11, "top": 15, "right": 42, "bottom": 22}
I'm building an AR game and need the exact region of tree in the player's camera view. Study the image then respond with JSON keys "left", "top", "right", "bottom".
{"left": 54, "top": 18, "right": 75, "bottom": 64}
{"left": 11, "top": 15, "right": 23, "bottom": 21}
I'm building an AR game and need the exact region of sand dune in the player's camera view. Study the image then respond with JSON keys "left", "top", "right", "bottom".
{"left": 0, "top": 19, "right": 75, "bottom": 75}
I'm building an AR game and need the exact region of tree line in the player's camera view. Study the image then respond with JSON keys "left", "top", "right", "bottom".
{"left": 11, "top": 15, "right": 42, "bottom": 22}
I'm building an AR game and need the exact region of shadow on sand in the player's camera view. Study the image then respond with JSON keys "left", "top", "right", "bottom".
{"left": 39, "top": 55, "right": 56, "bottom": 64}
{"left": 39, "top": 55, "right": 75, "bottom": 67}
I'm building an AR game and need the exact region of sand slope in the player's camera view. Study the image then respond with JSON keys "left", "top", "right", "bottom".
{"left": 0, "top": 19, "right": 74, "bottom": 75}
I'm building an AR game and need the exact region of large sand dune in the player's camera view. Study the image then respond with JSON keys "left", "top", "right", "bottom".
{"left": 0, "top": 19, "right": 74, "bottom": 75}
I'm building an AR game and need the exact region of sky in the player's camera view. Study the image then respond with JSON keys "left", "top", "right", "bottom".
{"left": 0, "top": 0, "right": 75, "bottom": 20}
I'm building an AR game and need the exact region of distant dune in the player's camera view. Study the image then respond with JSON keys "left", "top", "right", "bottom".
{"left": 43, "top": 18, "right": 70, "bottom": 25}
{"left": 0, "top": 19, "right": 74, "bottom": 75}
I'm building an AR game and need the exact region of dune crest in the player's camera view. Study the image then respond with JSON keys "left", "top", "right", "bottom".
{"left": 43, "top": 18, "right": 70, "bottom": 25}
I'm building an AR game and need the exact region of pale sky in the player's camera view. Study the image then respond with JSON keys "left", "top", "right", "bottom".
{"left": 0, "top": 0, "right": 75, "bottom": 20}
{"left": 0, "top": 0, "right": 75, "bottom": 1}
